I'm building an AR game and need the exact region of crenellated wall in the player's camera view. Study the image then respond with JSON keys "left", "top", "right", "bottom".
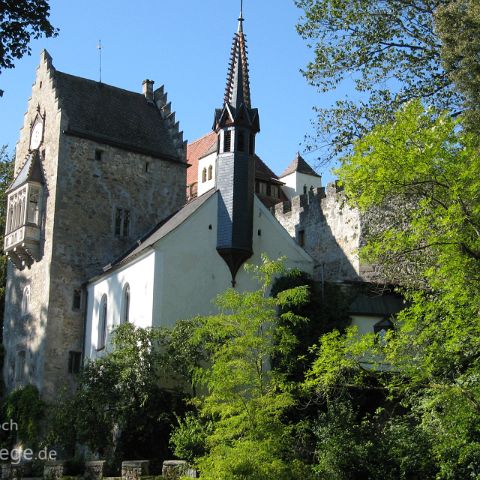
{"left": 272, "top": 182, "right": 377, "bottom": 283}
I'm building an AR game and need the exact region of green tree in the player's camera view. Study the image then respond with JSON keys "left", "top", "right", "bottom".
{"left": 304, "top": 102, "right": 480, "bottom": 478}
{"left": 435, "top": 0, "right": 480, "bottom": 131}
{"left": 48, "top": 323, "right": 186, "bottom": 468}
{"left": 0, "top": 0, "right": 57, "bottom": 76}
{"left": 0, "top": 147, "right": 14, "bottom": 341}
{"left": 171, "top": 257, "right": 313, "bottom": 479}
{"left": 295, "top": 0, "right": 480, "bottom": 160}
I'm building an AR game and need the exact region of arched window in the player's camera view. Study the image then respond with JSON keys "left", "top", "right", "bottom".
{"left": 202, "top": 168, "right": 207, "bottom": 183}
{"left": 121, "top": 284, "right": 130, "bottom": 324}
{"left": 208, "top": 165, "right": 213, "bottom": 181}
{"left": 21, "top": 286, "right": 30, "bottom": 317}
{"left": 98, "top": 294, "right": 108, "bottom": 350}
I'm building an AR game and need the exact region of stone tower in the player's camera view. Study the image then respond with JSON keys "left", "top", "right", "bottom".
{"left": 214, "top": 9, "right": 260, "bottom": 286}
{"left": 3, "top": 51, "right": 187, "bottom": 399}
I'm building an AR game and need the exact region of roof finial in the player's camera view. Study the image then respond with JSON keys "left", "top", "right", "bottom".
{"left": 238, "top": 0, "right": 244, "bottom": 32}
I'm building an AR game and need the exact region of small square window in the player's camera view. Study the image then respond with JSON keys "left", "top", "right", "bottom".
{"left": 95, "top": 149, "right": 103, "bottom": 161}
{"left": 68, "top": 351, "right": 82, "bottom": 374}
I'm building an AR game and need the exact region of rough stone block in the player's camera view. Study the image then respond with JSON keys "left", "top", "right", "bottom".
{"left": 120, "top": 461, "right": 149, "bottom": 480}
{"left": 43, "top": 462, "right": 64, "bottom": 480}
{"left": 162, "top": 460, "right": 197, "bottom": 479}
{"left": 84, "top": 460, "right": 105, "bottom": 480}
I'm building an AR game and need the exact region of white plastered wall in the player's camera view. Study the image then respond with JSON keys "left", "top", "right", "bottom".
{"left": 280, "top": 171, "right": 322, "bottom": 199}
{"left": 85, "top": 250, "right": 155, "bottom": 359}
{"left": 197, "top": 152, "right": 217, "bottom": 196}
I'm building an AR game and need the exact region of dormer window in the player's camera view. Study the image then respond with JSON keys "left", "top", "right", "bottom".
{"left": 202, "top": 168, "right": 207, "bottom": 183}
{"left": 208, "top": 165, "right": 213, "bottom": 181}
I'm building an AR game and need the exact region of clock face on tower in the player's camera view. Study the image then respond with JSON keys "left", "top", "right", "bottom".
{"left": 30, "top": 121, "right": 43, "bottom": 150}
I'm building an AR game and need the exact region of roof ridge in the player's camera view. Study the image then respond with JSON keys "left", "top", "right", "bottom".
{"left": 56, "top": 70, "right": 144, "bottom": 98}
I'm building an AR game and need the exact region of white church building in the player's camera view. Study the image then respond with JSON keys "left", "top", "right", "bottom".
{"left": 83, "top": 13, "right": 314, "bottom": 358}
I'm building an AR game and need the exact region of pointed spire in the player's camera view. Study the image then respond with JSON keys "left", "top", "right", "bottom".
{"left": 238, "top": 0, "right": 244, "bottom": 32}
{"left": 224, "top": 3, "right": 251, "bottom": 109}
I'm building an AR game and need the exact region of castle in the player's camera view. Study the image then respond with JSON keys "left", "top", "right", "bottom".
{"left": 2, "top": 12, "right": 396, "bottom": 399}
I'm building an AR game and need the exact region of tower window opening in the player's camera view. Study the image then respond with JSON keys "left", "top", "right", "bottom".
{"left": 249, "top": 133, "right": 255, "bottom": 154}
{"left": 15, "top": 351, "right": 26, "bottom": 382}
{"left": 208, "top": 165, "right": 213, "bottom": 181}
{"left": 237, "top": 131, "right": 245, "bottom": 152}
{"left": 224, "top": 130, "right": 232, "bottom": 152}
{"left": 72, "top": 289, "right": 82, "bottom": 311}
{"left": 95, "top": 149, "right": 103, "bottom": 161}
{"left": 115, "top": 208, "right": 131, "bottom": 238}
{"left": 202, "top": 168, "right": 207, "bottom": 183}
{"left": 68, "top": 351, "right": 82, "bottom": 374}
{"left": 298, "top": 229, "right": 305, "bottom": 247}
{"left": 145, "top": 162, "right": 150, "bottom": 173}
{"left": 21, "top": 286, "right": 31, "bottom": 317}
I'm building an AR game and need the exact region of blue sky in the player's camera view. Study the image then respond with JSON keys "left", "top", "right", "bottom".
{"left": 0, "top": 0, "right": 339, "bottom": 182}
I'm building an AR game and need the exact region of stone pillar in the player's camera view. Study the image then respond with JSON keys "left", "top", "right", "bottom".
{"left": 121, "top": 461, "right": 149, "bottom": 480}
{"left": 43, "top": 461, "right": 64, "bottom": 480}
{"left": 84, "top": 461, "right": 105, "bottom": 480}
{"left": 162, "top": 460, "right": 197, "bottom": 479}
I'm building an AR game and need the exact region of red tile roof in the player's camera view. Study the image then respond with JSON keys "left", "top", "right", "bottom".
{"left": 186, "top": 131, "right": 287, "bottom": 206}
{"left": 186, "top": 131, "right": 217, "bottom": 189}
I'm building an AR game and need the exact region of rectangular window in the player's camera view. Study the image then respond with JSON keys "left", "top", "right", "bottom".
{"left": 95, "top": 149, "right": 103, "bottom": 161}
{"left": 298, "top": 229, "right": 305, "bottom": 247}
{"left": 115, "top": 208, "right": 131, "bottom": 238}
{"left": 271, "top": 185, "right": 279, "bottom": 198}
{"left": 72, "top": 289, "right": 82, "bottom": 311}
{"left": 249, "top": 134, "right": 255, "bottom": 155}
{"left": 15, "top": 351, "right": 26, "bottom": 382}
{"left": 68, "top": 351, "right": 82, "bottom": 374}
{"left": 224, "top": 130, "right": 232, "bottom": 153}
{"left": 258, "top": 182, "right": 267, "bottom": 195}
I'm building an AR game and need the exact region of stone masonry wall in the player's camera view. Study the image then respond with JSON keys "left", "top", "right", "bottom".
{"left": 3, "top": 51, "right": 187, "bottom": 399}
{"left": 3, "top": 51, "right": 63, "bottom": 394}
{"left": 273, "top": 183, "right": 375, "bottom": 282}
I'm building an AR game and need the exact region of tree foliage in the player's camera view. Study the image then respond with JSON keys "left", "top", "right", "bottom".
{"left": 0, "top": 147, "right": 13, "bottom": 341}
{"left": 299, "top": 103, "right": 480, "bottom": 478}
{"left": 48, "top": 323, "right": 186, "bottom": 468}
{"left": 0, "top": 0, "right": 57, "bottom": 74}
{"left": 170, "top": 257, "right": 314, "bottom": 479}
{"left": 295, "top": 0, "right": 480, "bottom": 161}
{"left": 435, "top": 0, "right": 480, "bottom": 130}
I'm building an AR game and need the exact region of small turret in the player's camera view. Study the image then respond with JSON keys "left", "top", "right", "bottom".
{"left": 214, "top": 5, "right": 260, "bottom": 286}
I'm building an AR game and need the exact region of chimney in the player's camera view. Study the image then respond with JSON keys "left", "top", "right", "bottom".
{"left": 142, "top": 79, "right": 154, "bottom": 102}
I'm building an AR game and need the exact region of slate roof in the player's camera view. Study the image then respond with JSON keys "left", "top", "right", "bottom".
{"left": 349, "top": 293, "right": 404, "bottom": 316}
{"left": 254, "top": 155, "right": 284, "bottom": 186}
{"left": 102, "top": 188, "right": 217, "bottom": 273}
{"left": 8, "top": 151, "right": 44, "bottom": 192}
{"left": 55, "top": 71, "right": 182, "bottom": 161}
{"left": 280, "top": 153, "right": 321, "bottom": 178}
